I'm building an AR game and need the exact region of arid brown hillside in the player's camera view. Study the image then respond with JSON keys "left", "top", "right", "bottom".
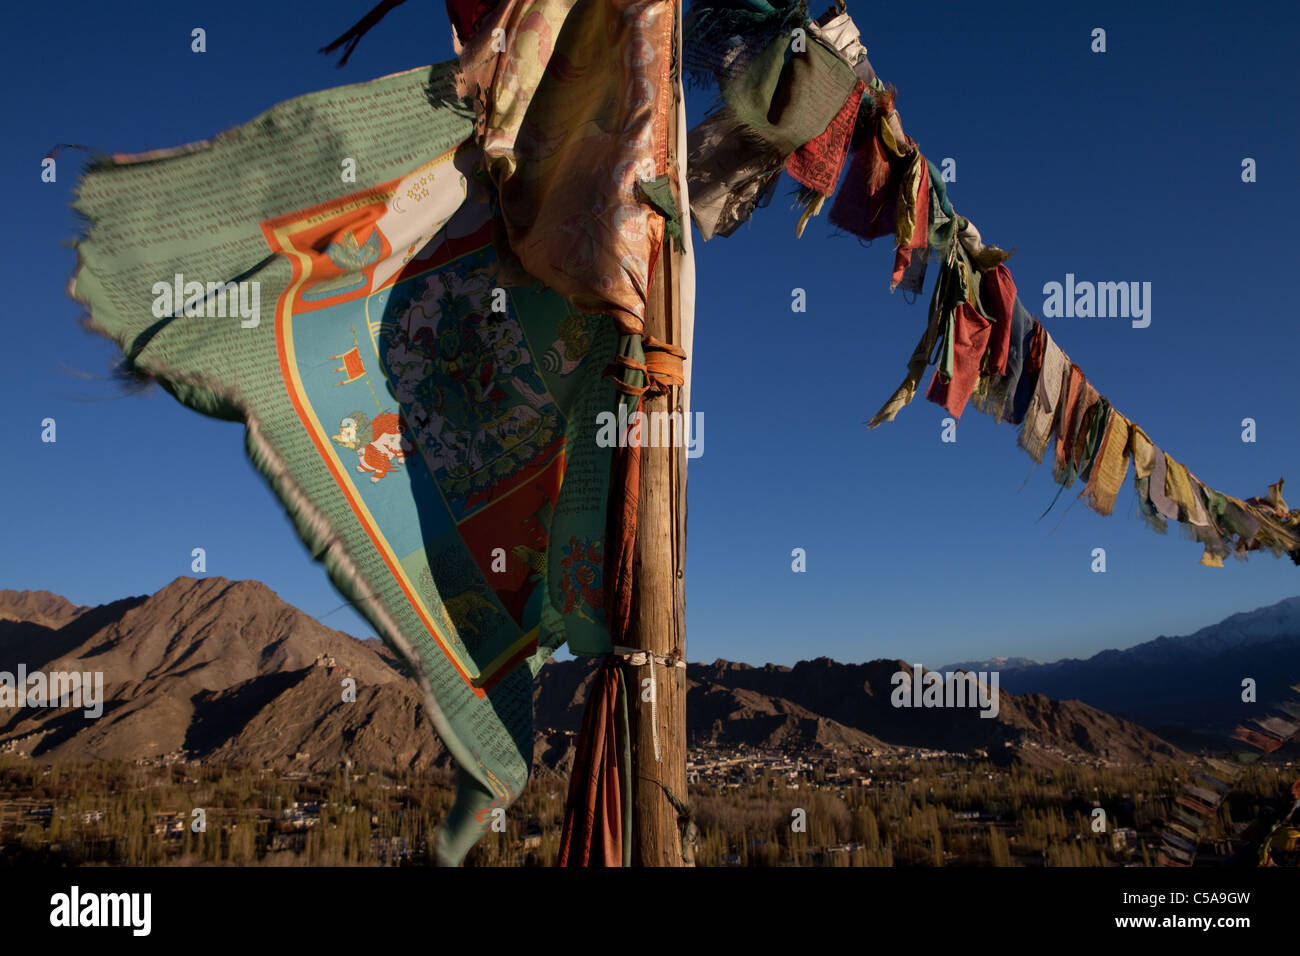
{"left": 0, "top": 579, "right": 1183, "bottom": 772}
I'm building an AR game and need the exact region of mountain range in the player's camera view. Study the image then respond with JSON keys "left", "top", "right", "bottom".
{"left": 5, "top": 578, "right": 1293, "bottom": 773}
{"left": 987, "top": 597, "right": 1300, "bottom": 747}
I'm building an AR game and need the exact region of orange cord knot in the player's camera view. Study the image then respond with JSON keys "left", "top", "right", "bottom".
{"left": 605, "top": 334, "right": 687, "bottom": 398}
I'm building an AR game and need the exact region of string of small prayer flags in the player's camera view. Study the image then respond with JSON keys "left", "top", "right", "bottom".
{"left": 683, "top": 0, "right": 1300, "bottom": 567}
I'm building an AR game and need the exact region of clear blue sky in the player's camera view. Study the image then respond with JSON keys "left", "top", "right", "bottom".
{"left": 3, "top": 0, "right": 1297, "bottom": 670}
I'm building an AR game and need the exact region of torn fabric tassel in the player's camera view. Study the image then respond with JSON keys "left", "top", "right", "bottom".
{"left": 1017, "top": 331, "right": 1065, "bottom": 463}
{"left": 794, "top": 195, "right": 826, "bottom": 238}
{"left": 1081, "top": 409, "right": 1131, "bottom": 516}
{"left": 1165, "top": 454, "right": 1200, "bottom": 524}
{"left": 924, "top": 299, "right": 990, "bottom": 420}
{"left": 830, "top": 112, "right": 908, "bottom": 242}
{"left": 1052, "top": 364, "right": 1086, "bottom": 486}
{"left": 1073, "top": 392, "right": 1108, "bottom": 485}
{"left": 867, "top": 250, "right": 955, "bottom": 427}
{"left": 891, "top": 152, "right": 931, "bottom": 291}
{"left": 687, "top": 107, "right": 786, "bottom": 240}
{"left": 1063, "top": 383, "right": 1101, "bottom": 489}
{"left": 1006, "top": 319, "right": 1046, "bottom": 426}
{"left": 319, "top": 0, "right": 409, "bottom": 66}
{"left": 787, "top": 79, "right": 866, "bottom": 236}
{"left": 1147, "top": 450, "right": 1179, "bottom": 522}
{"left": 956, "top": 218, "right": 1014, "bottom": 272}
{"left": 979, "top": 265, "right": 1018, "bottom": 377}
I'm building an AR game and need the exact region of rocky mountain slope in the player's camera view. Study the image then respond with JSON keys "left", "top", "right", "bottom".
{"left": 0, "top": 578, "right": 1187, "bottom": 771}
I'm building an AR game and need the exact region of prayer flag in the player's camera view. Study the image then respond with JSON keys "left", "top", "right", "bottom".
{"left": 71, "top": 61, "right": 624, "bottom": 865}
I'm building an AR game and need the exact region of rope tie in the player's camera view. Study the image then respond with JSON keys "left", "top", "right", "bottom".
{"left": 605, "top": 334, "right": 687, "bottom": 398}
{"left": 613, "top": 645, "right": 685, "bottom": 762}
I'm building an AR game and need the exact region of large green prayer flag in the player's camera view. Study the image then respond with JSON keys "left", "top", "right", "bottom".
{"left": 71, "top": 62, "right": 619, "bottom": 865}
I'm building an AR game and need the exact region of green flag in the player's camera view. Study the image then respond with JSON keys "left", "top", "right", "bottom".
{"left": 72, "top": 62, "right": 619, "bottom": 865}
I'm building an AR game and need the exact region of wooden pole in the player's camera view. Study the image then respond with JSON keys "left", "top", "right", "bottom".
{"left": 624, "top": 0, "right": 688, "bottom": 867}
{"left": 625, "top": 242, "right": 688, "bottom": 867}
